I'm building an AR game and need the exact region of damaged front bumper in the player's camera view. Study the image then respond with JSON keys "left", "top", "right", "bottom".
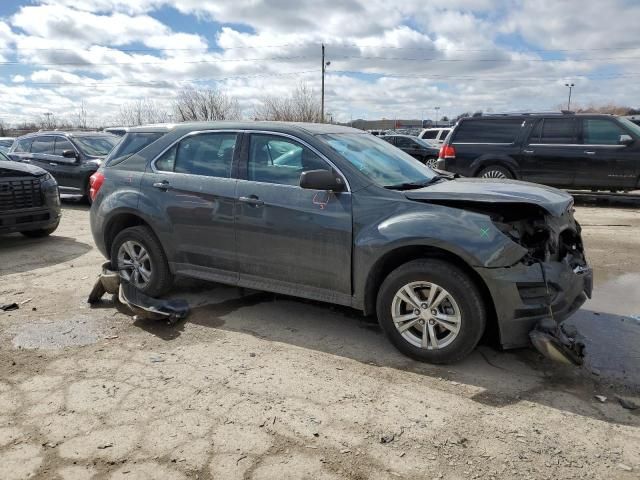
{"left": 476, "top": 259, "right": 592, "bottom": 350}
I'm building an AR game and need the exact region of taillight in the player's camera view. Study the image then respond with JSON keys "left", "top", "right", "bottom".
{"left": 89, "top": 172, "right": 105, "bottom": 202}
{"left": 439, "top": 144, "right": 456, "bottom": 159}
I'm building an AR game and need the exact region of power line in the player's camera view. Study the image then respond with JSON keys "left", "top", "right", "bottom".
{"left": 3, "top": 70, "right": 319, "bottom": 88}
{"left": 330, "top": 70, "right": 640, "bottom": 81}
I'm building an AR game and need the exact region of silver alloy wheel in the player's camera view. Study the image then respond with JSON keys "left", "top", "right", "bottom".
{"left": 481, "top": 169, "right": 507, "bottom": 179}
{"left": 425, "top": 158, "right": 437, "bottom": 168}
{"left": 117, "top": 240, "right": 152, "bottom": 289}
{"left": 391, "top": 281, "right": 462, "bottom": 350}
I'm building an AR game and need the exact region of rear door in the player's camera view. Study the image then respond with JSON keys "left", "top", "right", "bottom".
{"left": 520, "top": 117, "right": 579, "bottom": 187}
{"left": 29, "top": 136, "right": 58, "bottom": 175}
{"left": 140, "top": 131, "right": 240, "bottom": 282}
{"left": 575, "top": 118, "right": 637, "bottom": 189}
{"left": 235, "top": 132, "right": 352, "bottom": 302}
{"left": 395, "top": 136, "right": 421, "bottom": 159}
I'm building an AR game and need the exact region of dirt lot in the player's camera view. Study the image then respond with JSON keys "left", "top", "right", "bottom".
{"left": 1, "top": 202, "right": 639, "bottom": 480}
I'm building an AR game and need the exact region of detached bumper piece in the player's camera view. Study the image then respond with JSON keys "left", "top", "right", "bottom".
{"left": 88, "top": 261, "right": 189, "bottom": 325}
{"left": 530, "top": 319, "right": 584, "bottom": 366}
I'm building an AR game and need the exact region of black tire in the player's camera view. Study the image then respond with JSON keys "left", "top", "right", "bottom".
{"left": 21, "top": 222, "right": 59, "bottom": 238}
{"left": 477, "top": 165, "right": 513, "bottom": 179}
{"left": 376, "top": 259, "right": 486, "bottom": 364}
{"left": 110, "top": 225, "right": 173, "bottom": 297}
{"left": 84, "top": 176, "right": 93, "bottom": 205}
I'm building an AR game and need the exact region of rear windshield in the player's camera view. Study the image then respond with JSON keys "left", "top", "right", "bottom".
{"left": 105, "top": 132, "right": 166, "bottom": 166}
{"left": 453, "top": 119, "right": 523, "bottom": 144}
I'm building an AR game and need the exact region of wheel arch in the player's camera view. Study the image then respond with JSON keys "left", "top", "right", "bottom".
{"left": 470, "top": 155, "right": 519, "bottom": 179}
{"left": 103, "top": 212, "right": 162, "bottom": 265}
{"left": 363, "top": 245, "right": 498, "bottom": 341}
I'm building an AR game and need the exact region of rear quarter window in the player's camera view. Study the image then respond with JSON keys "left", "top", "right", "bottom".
{"left": 453, "top": 119, "right": 523, "bottom": 144}
{"left": 105, "top": 132, "right": 166, "bottom": 166}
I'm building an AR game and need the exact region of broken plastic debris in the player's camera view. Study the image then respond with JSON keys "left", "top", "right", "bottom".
{"left": 530, "top": 318, "right": 584, "bottom": 366}
{"left": 88, "top": 261, "right": 190, "bottom": 324}
{"left": 0, "top": 303, "right": 19, "bottom": 312}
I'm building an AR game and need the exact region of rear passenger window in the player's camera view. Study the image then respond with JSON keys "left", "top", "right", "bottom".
{"left": 583, "top": 119, "right": 626, "bottom": 145}
{"left": 422, "top": 131, "right": 438, "bottom": 139}
{"left": 30, "top": 137, "right": 56, "bottom": 154}
{"left": 157, "top": 133, "right": 238, "bottom": 178}
{"left": 248, "top": 134, "right": 327, "bottom": 186}
{"left": 453, "top": 119, "right": 522, "bottom": 144}
{"left": 537, "top": 118, "right": 577, "bottom": 144}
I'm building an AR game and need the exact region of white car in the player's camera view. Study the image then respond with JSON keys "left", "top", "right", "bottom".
{"left": 0, "top": 136, "right": 15, "bottom": 153}
{"left": 418, "top": 127, "right": 451, "bottom": 144}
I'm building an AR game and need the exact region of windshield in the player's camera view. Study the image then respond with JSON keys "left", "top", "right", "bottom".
{"left": 74, "top": 135, "right": 118, "bottom": 157}
{"left": 319, "top": 133, "right": 437, "bottom": 188}
{"left": 618, "top": 117, "right": 640, "bottom": 137}
{"left": 413, "top": 137, "right": 438, "bottom": 148}
{"left": 105, "top": 132, "right": 165, "bottom": 166}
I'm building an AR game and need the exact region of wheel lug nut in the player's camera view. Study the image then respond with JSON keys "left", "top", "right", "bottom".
{"left": 421, "top": 303, "right": 428, "bottom": 309}
{"left": 431, "top": 309, "right": 438, "bottom": 316}
{"left": 413, "top": 309, "right": 420, "bottom": 315}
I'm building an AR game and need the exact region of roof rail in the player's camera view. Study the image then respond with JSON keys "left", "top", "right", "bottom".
{"left": 481, "top": 111, "right": 574, "bottom": 117}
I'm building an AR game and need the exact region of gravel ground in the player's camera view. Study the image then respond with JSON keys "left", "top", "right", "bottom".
{"left": 0, "top": 201, "right": 639, "bottom": 480}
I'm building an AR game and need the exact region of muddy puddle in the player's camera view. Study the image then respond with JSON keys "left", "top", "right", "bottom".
{"left": 566, "top": 273, "right": 640, "bottom": 390}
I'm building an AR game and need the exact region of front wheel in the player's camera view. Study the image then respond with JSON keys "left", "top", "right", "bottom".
{"left": 110, "top": 225, "right": 173, "bottom": 297}
{"left": 376, "top": 259, "right": 486, "bottom": 364}
{"left": 477, "top": 165, "right": 513, "bottom": 179}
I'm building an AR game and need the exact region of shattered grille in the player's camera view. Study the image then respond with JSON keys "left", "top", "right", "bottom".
{"left": 0, "top": 177, "right": 43, "bottom": 211}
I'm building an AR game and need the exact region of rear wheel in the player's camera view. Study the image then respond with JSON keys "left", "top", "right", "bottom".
{"left": 110, "top": 225, "right": 173, "bottom": 296}
{"left": 376, "top": 259, "right": 486, "bottom": 364}
{"left": 477, "top": 165, "right": 513, "bottom": 179}
{"left": 424, "top": 157, "right": 438, "bottom": 168}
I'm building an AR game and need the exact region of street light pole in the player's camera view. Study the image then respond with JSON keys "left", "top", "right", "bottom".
{"left": 565, "top": 83, "right": 575, "bottom": 111}
{"left": 434, "top": 106, "right": 440, "bottom": 127}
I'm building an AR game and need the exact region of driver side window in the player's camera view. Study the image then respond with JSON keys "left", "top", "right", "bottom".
{"left": 248, "top": 134, "right": 328, "bottom": 186}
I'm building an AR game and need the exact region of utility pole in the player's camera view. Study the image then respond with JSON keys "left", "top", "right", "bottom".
{"left": 434, "top": 106, "right": 440, "bottom": 127}
{"left": 321, "top": 44, "right": 331, "bottom": 123}
{"left": 44, "top": 112, "right": 53, "bottom": 129}
{"left": 321, "top": 44, "right": 325, "bottom": 123}
{"left": 565, "top": 83, "right": 575, "bottom": 111}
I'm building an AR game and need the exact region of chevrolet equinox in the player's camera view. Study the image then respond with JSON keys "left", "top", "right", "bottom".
{"left": 90, "top": 122, "right": 592, "bottom": 363}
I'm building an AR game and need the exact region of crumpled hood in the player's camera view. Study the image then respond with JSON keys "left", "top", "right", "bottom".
{"left": 0, "top": 159, "right": 46, "bottom": 177}
{"left": 404, "top": 177, "right": 573, "bottom": 217}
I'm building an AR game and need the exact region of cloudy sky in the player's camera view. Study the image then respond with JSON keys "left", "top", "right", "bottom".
{"left": 0, "top": 0, "right": 638, "bottom": 126}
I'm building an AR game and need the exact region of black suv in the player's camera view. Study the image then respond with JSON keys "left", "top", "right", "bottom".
{"left": 381, "top": 135, "right": 440, "bottom": 167}
{"left": 90, "top": 122, "right": 591, "bottom": 363}
{"left": 8, "top": 131, "right": 118, "bottom": 203}
{"left": 436, "top": 113, "right": 640, "bottom": 191}
{"left": 0, "top": 151, "right": 61, "bottom": 237}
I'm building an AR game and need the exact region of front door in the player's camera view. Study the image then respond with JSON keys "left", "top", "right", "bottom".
{"left": 519, "top": 117, "right": 580, "bottom": 188}
{"left": 140, "top": 131, "right": 240, "bottom": 283}
{"left": 235, "top": 132, "right": 353, "bottom": 303}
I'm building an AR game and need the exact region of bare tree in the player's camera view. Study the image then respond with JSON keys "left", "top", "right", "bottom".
{"left": 254, "top": 83, "right": 322, "bottom": 122}
{"left": 173, "top": 88, "right": 241, "bottom": 122}
{"left": 74, "top": 99, "right": 88, "bottom": 130}
{"left": 117, "top": 99, "right": 169, "bottom": 126}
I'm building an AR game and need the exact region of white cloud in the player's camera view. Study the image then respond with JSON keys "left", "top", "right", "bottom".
{"left": 0, "top": 0, "right": 638, "bottom": 126}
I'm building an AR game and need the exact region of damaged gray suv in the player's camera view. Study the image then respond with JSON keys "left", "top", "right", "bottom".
{"left": 90, "top": 122, "right": 592, "bottom": 363}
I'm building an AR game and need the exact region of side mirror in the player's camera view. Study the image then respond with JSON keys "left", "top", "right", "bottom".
{"left": 299, "top": 169, "right": 346, "bottom": 192}
{"left": 62, "top": 149, "right": 78, "bottom": 159}
{"left": 619, "top": 134, "right": 634, "bottom": 146}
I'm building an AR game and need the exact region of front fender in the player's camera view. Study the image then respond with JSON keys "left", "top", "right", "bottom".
{"left": 352, "top": 201, "right": 527, "bottom": 309}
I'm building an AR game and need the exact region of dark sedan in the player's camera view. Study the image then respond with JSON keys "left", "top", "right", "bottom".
{"left": 8, "top": 131, "right": 118, "bottom": 204}
{"left": 381, "top": 134, "right": 440, "bottom": 167}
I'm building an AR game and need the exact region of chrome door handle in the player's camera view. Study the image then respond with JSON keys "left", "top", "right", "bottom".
{"left": 239, "top": 195, "right": 264, "bottom": 207}
{"left": 584, "top": 151, "right": 596, "bottom": 155}
{"left": 523, "top": 149, "right": 534, "bottom": 154}
{"left": 152, "top": 180, "right": 171, "bottom": 191}
{"left": 49, "top": 162, "right": 58, "bottom": 166}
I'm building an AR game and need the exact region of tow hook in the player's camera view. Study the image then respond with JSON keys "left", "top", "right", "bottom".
{"left": 530, "top": 318, "right": 585, "bottom": 366}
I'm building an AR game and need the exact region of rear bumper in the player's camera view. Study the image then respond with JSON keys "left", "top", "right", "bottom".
{"left": 0, "top": 206, "right": 61, "bottom": 234}
{"left": 476, "top": 261, "right": 592, "bottom": 349}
